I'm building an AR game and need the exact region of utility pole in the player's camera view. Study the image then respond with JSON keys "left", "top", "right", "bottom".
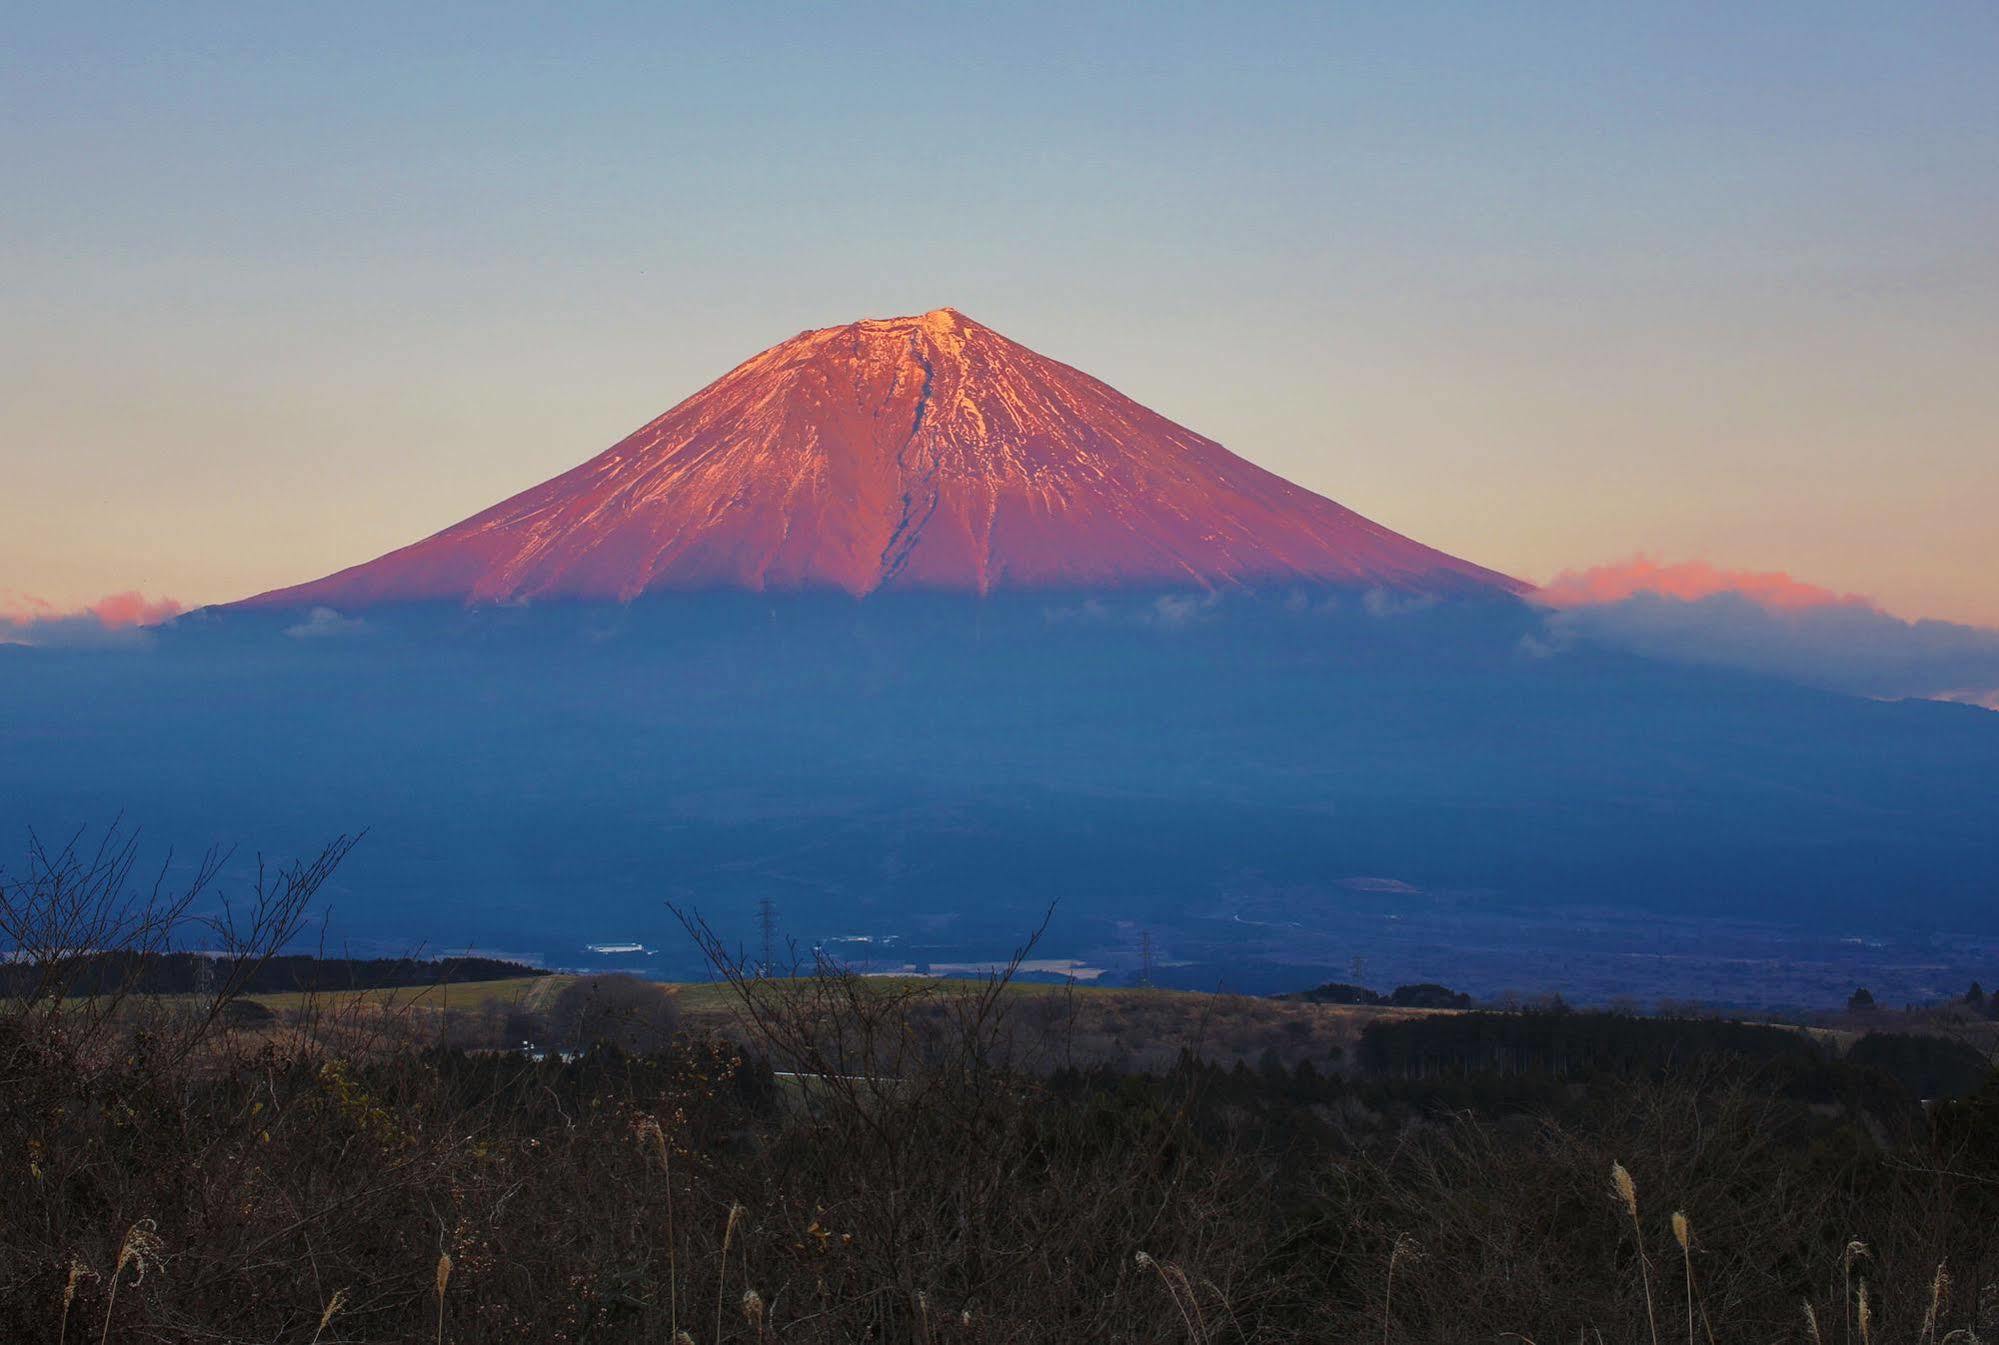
{"left": 757, "top": 897, "right": 779, "bottom": 978}
{"left": 1138, "top": 930, "right": 1155, "bottom": 988}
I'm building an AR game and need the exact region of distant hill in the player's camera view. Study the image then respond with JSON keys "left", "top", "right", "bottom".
{"left": 2, "top": 952, "right": 545, "bottom": 999}
{"left": 6, "top": 593, "right": 1997, "bottom": 993}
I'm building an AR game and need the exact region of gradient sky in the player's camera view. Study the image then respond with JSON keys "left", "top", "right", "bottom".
{"left": 4, "top": 3, "right": 1995, "bottom": 623}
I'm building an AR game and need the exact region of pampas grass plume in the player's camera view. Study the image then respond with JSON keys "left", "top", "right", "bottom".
{"left": 100, "top": 1221, "right": 164, "bottom": 1345}
{"left": 435, "top": 1251, "right": 453, "bottom": 1345}
{"left": 310, "top": 1287, "right": 351, "bottom": 1345}
{"left": 1610, "top": 1163, "right": 1658, "bottom": 1345}
{"left": 1612, "top": 1163, "right": 1639, "bottom": 1220}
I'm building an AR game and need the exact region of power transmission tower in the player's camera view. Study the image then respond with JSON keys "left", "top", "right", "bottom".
{"left": 1138, "top": 930, "right": 1155, "bottom": 988}
{"left": 757, "top": 897, "right": 779, "bottom": 978}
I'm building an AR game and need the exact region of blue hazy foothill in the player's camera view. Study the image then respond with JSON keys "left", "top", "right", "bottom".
{"left": 3, "top": 589, "right": 1995, "bottom": 1003}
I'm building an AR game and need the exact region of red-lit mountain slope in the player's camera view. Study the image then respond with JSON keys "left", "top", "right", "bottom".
{"left": 240, "top": 308, "right": 1525, "bottom": 606}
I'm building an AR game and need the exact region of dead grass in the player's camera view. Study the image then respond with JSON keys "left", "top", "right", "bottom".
{"left": 226, "top": 971, "right": 1452, "bottom": 1078}
{"left": 244, "top": 973, "right": 558, "bottom": 1017}
{"left": 668, "top": 975, "right": 1440, "bottom": 1073}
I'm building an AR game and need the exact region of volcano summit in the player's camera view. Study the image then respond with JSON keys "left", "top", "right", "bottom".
{"left": 242, "top": 308, "right": 1523, "bottom": 607}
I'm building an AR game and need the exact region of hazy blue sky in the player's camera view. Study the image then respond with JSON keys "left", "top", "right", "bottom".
{"left": 5, "top": 3, "right": 1995, "bottom": 621}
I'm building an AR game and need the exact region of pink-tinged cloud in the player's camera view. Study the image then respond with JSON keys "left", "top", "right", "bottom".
{"left": 84, "top": 591, "right": 185, "bottom": 627}
{"left": 0, "top": 590, "right": 184, "bottom": 645}
{"left": 1534, "top": 556, "right": 1868, "bottom": 613}
{"left": 0, "top": 592, "right": 62, "bottom": 625}
{"left": 1529, "top": 559, "right": 1999, "bottom": 710}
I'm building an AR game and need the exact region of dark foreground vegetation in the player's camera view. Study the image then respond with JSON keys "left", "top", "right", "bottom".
{"left": 5, "top": 831, "right": 1999, "bottom": 1342}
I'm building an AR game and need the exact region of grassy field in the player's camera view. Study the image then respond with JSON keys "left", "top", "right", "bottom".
{"left": 243, "top": 973, "right": 558, "bottom": 1016}
{"left": 670, "top": 974, "right": 1455, "bottom": 1068}
{"left": 235, "top": 968, "right": 1995, "bottom": 1072}
{"left": 239, "top": 970, "right": 1451, "bottom": 1071}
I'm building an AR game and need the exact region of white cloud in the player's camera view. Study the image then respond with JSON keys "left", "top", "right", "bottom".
{"left": 284, "top": 607, "right": 368, "bottom": 640}
{"left": 1545, "top": 592, "right": 1999, "bottom": 708}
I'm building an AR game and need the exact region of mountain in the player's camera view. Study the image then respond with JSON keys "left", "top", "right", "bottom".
{"left": 20, "top": 310, "right": 1997, "bottom": 1005}
{"left": 239, "top": 308, "right": 1523, "bottom": 607}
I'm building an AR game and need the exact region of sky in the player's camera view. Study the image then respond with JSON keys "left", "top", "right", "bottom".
{"left": 3, "top": 3, "right": 1995, "bottom": 625}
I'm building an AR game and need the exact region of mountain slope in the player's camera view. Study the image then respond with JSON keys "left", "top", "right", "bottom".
{"left": 239, "top": 308, "right": 1524, "bottom": 606}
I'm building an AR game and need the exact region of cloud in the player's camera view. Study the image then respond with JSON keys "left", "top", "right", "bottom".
{"left": 1533, "top": 560, "right": 1999, "bottom": 708}
{"left": 0, "top": 590, "right": 184, "bottom": 648}
{"left": 1144, "top": 592, "right": 1220, "bottom": 629}
{"left": 283, "top": 606, "right": 368, "bottom": 640}
{"left": 1535, "top": 556, "right": 1862, "bottom": 612}
{"left": 86, "top": 591, "right": 186, "bottom": 627}
{"left": 1362, "top": 587, "right": 1437, "bottom": 618}
{"left": 1041, "top": 592, "right": 1222, "bottom": 629}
